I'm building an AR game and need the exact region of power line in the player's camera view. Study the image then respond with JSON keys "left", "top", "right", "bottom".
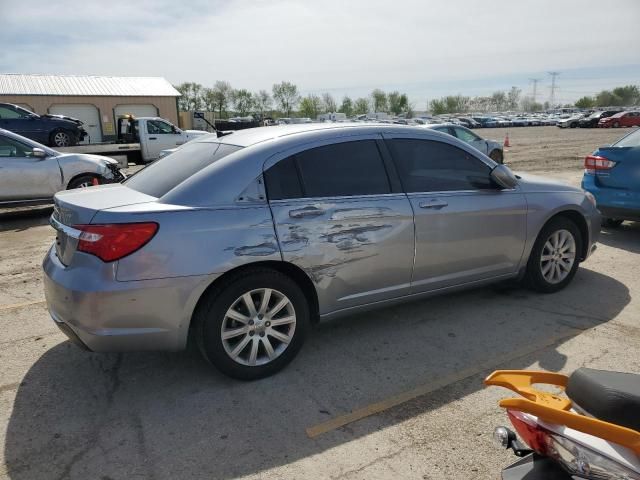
{"left": 529, "top": 78, "right": 540, "bottom": 103}
{"left": 548, "top": 71, "right": 560, "bottom": 106}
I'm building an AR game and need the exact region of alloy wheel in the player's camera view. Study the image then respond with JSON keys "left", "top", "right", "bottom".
{"left": 54, "top": 132, "right": 71, "bottom": 147}
{"left": 540, "top": 229, "right": 576, "bottom": 284}
{"left": 221, "top": 288, "right": 296, "bottom": 366}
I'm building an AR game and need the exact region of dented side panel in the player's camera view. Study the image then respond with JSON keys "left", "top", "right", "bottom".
{"left": 270, "top": 194, "right": 415, "bottom": 315}
{"left": 107, "top": 206, "right": 282, "bottom": 281}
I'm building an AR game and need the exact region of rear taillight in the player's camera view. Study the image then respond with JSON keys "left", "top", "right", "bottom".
{"left": 507, "top": 410, "right": 640, "bottom": 479}
{"left": 585, "top": 155, "right": 616, "bottom": 174}
{"left": 73, "top": 222, "right": 158, "bottom": 262}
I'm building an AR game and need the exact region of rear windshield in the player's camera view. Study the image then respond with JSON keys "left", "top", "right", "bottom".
{"left": 124, "top": 142, "right": 242, "bottom": 197}
{"left": 613, "top": 128, "right": 640, "bottom": 148}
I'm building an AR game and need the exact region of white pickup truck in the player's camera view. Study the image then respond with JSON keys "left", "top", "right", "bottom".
{"left": 57, "top": 117, "right": 208, "bottom": 168}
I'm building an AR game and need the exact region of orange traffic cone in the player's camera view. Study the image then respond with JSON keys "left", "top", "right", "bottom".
{"left": 504, "top": 133, "right": 511, "bottom": 148}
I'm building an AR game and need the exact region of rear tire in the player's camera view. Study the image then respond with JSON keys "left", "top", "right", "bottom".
{"left": 194, "top": 268, "right": 310, "bottom": 380}
{"left": 613, "top": 121, "right": 620, "bottom": 128}
{"left": 489, "top": 149, "right": 504, "bottom": 164}
{"left": 525, "top": 217, "right": 582, "bottom": 293}
{"left": 602, "top": 218, "right": 624, "bottom": 228}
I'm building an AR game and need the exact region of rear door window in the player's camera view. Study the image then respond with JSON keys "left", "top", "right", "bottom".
{"left": 388, "top": 139, "right": 493, "bottom": 192}
{"left": 265, "top": 140, "right": 391, "bottom": 199}
{"left": 124, "top": 142, "right": 242, "bottom": 197}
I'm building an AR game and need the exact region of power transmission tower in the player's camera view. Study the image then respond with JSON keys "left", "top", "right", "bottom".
{"left": 529, "top": 78, "right": 540, "bottom": 103}
{"left": 548, "top": 72, "right": 560, "bottom": 107}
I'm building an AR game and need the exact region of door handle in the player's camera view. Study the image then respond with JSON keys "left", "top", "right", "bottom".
{"left": 289, "top": 207, "right": 326, "bottom": 218}
{"left": 148, "top": 137, "right": 157, "bottom": 140}
{"left": 419, "top": 200, "right": 448, "bottom": 209}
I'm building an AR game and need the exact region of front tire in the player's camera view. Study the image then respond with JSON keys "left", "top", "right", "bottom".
{"left": 194, "top": 269, "right": 310, "bottom": 380}
{"left": 67, "top": 174, "right": 98, "bottom": 189}
{"left": 50, "top": 129, "right": 75, "bottom": 147}
{"left": 525, "top": 217, "right": 582, "bottom": 293}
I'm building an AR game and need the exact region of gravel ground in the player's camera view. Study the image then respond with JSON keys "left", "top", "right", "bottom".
{"left": 0, "top": 126, "right": 638, "bottom": 480}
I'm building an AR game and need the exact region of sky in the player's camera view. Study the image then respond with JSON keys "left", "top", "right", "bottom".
{"left": 1, "top": 0, "right": 639, "bottom": 110}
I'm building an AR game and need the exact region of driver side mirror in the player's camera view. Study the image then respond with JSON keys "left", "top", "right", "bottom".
{"left": 32, "top": 147, "right": 47, "bottom": 159}
{"left": 490, "top": 164, "right": 518, "bottom": 189}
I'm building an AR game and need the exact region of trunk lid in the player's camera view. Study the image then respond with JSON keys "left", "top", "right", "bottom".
{"left": 51, "top": 184, "right": 157, "bottom": 265}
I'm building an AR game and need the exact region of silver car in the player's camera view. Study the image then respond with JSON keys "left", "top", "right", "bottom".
{"left": 0, "top": 128, "right": 124, "bottom": 207}
{"left": 43, "top": 124, "right": 600, "bottom": 379}
{"left": 425, "top": 124, "right": 504, "bottom": 163}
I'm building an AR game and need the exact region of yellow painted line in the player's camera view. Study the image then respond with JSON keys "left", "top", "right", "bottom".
{"left": 0, "top": 300, "right": 46, "bottom": 311}
{"left": 306, "top": 328, "right": 582, "bottom": 438}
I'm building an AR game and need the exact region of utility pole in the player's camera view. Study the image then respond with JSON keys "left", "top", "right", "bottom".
{"left": 548, "top": 71, "right": 560, "bottom": 107}
{"left": 529, "top": 78, "right": 540, "bottom": 103}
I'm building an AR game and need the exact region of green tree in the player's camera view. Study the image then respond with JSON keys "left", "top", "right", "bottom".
{"left": 353, "top": 97, "right": 370, "bottom": 115}
{"left": 575, "top": 96, "right": 596, "bottom": 108}
{"left": 321, "top": 92, "right": 337, "bottom": 113}
{"left": 272, "top": 81, "right": 300, "bottom": 116}
{"left": 299, "top": 94, "right": 322, "bottom": 118}
{"left": 339, "top": 96, "right": 353, "bottom": 117}
{"left": 429, "top": 98, "right": 447, "bottom": 115}
{"left": 612, "top": 85, "right": 640, "bottom": 105}
{"left": 232, "top": 89, "right": 254, "bottom": 116}
{"left": 429, "top": 95, "right": 468, "bottom": 114}
{"left": 388, "top": 91, "right": 409, "bottom": 115}
{"left": 212, "top": 80, "right": 233, "bottom": 117}
{"left": 175, "top": 82, "right": 203, "bottom": 111}
{"left": 371, "top": 89, "right": 388, "bottom": 112}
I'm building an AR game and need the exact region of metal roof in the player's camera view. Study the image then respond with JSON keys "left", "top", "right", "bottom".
{"left": 0, "top": 74, "right": 180, "bottom": 97}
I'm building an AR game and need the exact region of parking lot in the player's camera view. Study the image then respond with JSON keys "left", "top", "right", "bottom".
{"left": 0, "top": 126, "right": 638, "bottom": 479}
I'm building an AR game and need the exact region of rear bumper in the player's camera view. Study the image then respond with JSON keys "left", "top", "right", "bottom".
{"left": 582, "top": 175, "right": 640, "bottom": 221}
{"left": 43, "top": 246, "right": 216, "bottom": 352}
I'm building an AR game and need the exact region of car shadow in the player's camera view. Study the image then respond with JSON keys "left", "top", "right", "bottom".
{"left": 3, "top": 267, "right": 629, "bottom": 479}
{"left": 0, "top": 206, "right": 52, "bottom": 233}
{"left": 598, "top": 221, "right": 640, "bottom": 254}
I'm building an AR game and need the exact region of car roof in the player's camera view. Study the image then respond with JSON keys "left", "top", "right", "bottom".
{"left": 207, "top": 123, "right": 434, "bottom": 148}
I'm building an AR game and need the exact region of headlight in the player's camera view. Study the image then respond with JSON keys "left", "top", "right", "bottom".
{"left": 584, "top": 191, "right": 597, "bottom": 207}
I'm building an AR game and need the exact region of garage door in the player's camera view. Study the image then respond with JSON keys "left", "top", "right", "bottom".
{"left": 49, "top": 104, "right": 102, "bottom": 144}
{"left": 114, "top": 104, "right": 158, "bottom": 120}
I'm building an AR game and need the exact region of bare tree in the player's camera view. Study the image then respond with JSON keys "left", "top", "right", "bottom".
{"left": 507, "top": 86, "right": 521, "bottom": 111}
{"left": 321, "top": 92, "right": 337, "bottom": 113}
{"left": 272, "top": 81, "right": 300, "bottom": 116}
{"left": 254, "top": 90, "right": 273, "bottom": 117}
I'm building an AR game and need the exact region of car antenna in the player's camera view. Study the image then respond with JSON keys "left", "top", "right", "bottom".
{"left": 193, "top": 112, "right": 232, "bottom": 138}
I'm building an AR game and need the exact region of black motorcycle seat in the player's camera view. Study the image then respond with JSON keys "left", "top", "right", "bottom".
{"left": 566, "top": 368, "right": 640, "bottom": 432}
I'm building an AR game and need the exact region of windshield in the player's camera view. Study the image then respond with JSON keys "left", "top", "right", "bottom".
{"left": 613, "top": 128, "right": 640, "bottom": 148}
{"left": 124, "top": 141, "right": 243, "bottom": 197}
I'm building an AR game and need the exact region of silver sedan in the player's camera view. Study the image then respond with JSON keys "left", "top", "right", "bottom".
{"left": 43, "top": 124, "right": 600, "bottom": 379}
{"left": 424, "top": 124, "right": 505, "bottom": 163}
{"left": 0, "top": 128, "right": 124, "bottom": 207}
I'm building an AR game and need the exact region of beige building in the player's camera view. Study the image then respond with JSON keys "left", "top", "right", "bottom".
{"left": 0, "top": 74, "right": 180, "bottom": 143}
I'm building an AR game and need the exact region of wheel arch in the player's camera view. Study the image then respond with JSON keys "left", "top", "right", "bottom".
{"left": 540, "top": 209, "right": 590, "bottom": 261}
{"left": 66, "top": 172, "right": 101, "bottom": 189}
{"left": 189, "top": 260, "right": 320, "bottom": 334}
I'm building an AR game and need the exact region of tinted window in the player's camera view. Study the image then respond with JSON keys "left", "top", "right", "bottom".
{"left": 0, "top": 106, "right": 23, "bottom": 119}
{"left": 266, "top": 140, "right": 390, "bottom": 199}
{"left": 297, "top": 140, "right": 390, "bottom": 197}
{"left": 125, "top": 142, "right": 242, "bottom": 197}
{"left": 613, "top": 128, "right": 640, "bottom": 148}
{"left": 0, "top": 135, "right": 36, "bottom": 158}
{"left": 264, "top": 156, "right": 302, "bottom": 200}
{"left": 388, "top": 139, "right": 493, "bottom": 192}
{"left": 147, "top": 120, "right": 175, "bottom": 134}
{"left": 453, "top": 127, "right": 480, "bottom": 143}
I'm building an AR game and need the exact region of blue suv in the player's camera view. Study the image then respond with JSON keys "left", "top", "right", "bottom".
{"left": 582, "top": 127, "right": 640, "bottom": 227}
{"left": 0, "top": 103, "right": 87, "bottom": 147}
